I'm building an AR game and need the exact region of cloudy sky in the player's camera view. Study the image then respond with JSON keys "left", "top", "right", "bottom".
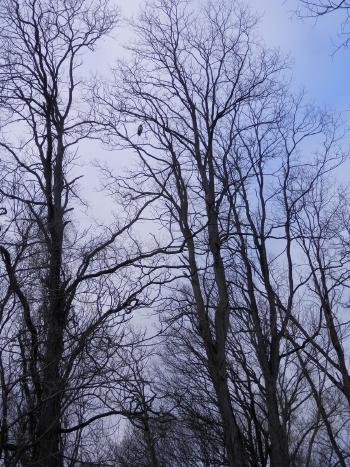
{"left": 82, "top": 0, "right": 350, "bottom": 221}
{"left": 116, "top": 0, "right": 350, "bottom": 111}
{"left": 252, "top": 0, "right": 350, "bottom": 111}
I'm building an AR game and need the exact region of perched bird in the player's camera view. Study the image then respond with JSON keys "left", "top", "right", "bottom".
{"left": 137, "top": 124, "right": 143, "bottom": 136}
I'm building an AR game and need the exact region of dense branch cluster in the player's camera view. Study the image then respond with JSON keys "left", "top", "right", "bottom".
{"left": 0, "top": 0, "right": 349, "bottom": 466}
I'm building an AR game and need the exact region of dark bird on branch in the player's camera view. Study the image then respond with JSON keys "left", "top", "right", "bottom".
{"left": 137, "top": 124, "right": 143, "bottom": 136}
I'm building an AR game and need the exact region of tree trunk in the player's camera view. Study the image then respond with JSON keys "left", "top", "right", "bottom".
{"left": 264, "top": 378, "right": 290, "bottom": 467}
{"left": 34, "top": 313, "right": 65, "bottom": 466}
{"left": 209, "top": 355, "right": 248, "bottom": 467}
{"left": 33, "top": 130, "right": 66, "bottom": 467}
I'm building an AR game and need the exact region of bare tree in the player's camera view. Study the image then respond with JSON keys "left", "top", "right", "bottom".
{"left": 96, "top": 0, "right": 286, "bottom": 464}
{"left": 0, "top": 1, "right": 175, "bottom": 465}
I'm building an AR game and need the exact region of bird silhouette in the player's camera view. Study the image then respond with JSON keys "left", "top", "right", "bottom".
{"left": 137, "top": 124, "right": 143, "bottom": 136}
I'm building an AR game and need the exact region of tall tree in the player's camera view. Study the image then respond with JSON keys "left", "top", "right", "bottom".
{"left": 0, "top": 1, "right": 172, "bottom": 465}
{"left": 98, "top": 0, "right": 286, "bottom": 464}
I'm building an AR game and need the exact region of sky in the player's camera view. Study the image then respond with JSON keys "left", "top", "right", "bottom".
{"left": 251, "top": 0, "right": 350, "bottom": 111}
{"left": 113, "top": 0, "right": 350, "bottom": 111}
{"left": 105, "top": 0, "right": 350, "bottom": 123}
{"left": 80, "top": 0, "right": 350, "bottom": 222}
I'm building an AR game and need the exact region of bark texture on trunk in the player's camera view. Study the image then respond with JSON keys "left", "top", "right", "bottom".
{"left": 33, "top": 127, "right": 66, "bottom": 466}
